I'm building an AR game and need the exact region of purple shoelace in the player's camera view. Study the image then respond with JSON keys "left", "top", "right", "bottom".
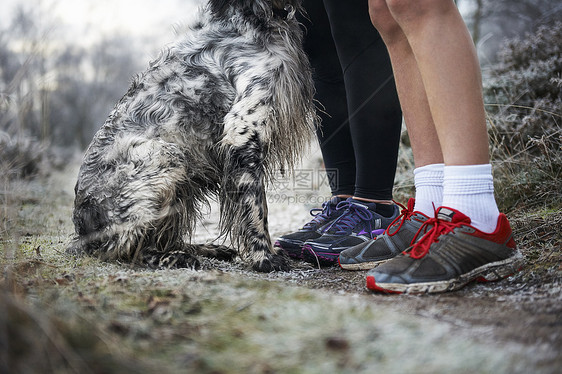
{"left": 302, "top": 200, "right": 336, "bottom": 230}
{"left": 324, "top": 201, "right": 374, "bottom": 235}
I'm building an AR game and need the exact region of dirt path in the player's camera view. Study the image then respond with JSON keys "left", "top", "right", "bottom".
{"left": 1, "top": 165, "right": 560, "bottom": 373}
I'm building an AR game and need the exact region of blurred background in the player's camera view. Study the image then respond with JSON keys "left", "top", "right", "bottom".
{"left": 1, "top": 0, "right": 203, "bottom": 160}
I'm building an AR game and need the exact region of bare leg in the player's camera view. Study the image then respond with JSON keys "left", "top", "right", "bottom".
{"left": 376, "top": 0, "right": 489, "bottom": 165}
{"left": 368, "top": 0, "right": 442, "bottom": 168}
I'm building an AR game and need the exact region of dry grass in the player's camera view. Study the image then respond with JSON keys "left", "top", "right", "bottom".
{"left": 1, "top": 163, "right": 558, "bottom": 373}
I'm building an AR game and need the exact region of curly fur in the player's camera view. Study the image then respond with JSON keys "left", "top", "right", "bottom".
{"left": 70, "top": 0, "right": 316, "bottom": 272}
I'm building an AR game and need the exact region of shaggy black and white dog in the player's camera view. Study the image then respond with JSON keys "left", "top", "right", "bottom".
{"left": 71, "top": 0, "right": 315, "bottom": 272}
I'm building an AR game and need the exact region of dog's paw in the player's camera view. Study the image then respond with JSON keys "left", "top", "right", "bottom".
{"left": 158, "top": 251, "right": 201, "bottom": 270}
{"left": 252, "top": 253, "right": 291, "bottom": 272}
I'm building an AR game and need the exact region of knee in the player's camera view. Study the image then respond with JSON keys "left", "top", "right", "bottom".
{"left": 368, "top": 0, "right": 402, "bottom": 44}
{"left": 385, "top": 0, "right": 455, "bottom": 26}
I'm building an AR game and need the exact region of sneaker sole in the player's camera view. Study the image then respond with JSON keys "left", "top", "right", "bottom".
{"left": 304, "top": 246, "right": 390, "bottom": 268}
{"left": 274, "top": 240, "right": 305, "bottom": 260}
{"left": 301, "top": 245, "right": 339, "bottom": 267}
{"left": 338, "top": 257, "right": 392, "bottom": 271}
{"left": 366, "top": 251, "right": 524, "bottom": 294}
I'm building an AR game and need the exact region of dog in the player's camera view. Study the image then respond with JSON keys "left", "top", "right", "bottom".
{"left": 70, "top": 0, "right": 316, "bottom": 272}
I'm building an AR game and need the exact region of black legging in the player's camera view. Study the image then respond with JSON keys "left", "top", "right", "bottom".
{"left": 302, "top": 0, "right": 402, "bottom": 201}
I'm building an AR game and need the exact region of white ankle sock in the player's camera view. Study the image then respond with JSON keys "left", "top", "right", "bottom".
{"left": 442, "top": 164, "right": 500, "bottom": 233}
{"left": 413, "top": 163, "right": 444, "bottom": 216}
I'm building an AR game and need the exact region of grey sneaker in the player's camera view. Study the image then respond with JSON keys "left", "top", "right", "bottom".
{"left": 366, "top": 206, "right": 524, "bottom": 294}
{"left": 339, "top": 198, "right": 429, "bottom": 270}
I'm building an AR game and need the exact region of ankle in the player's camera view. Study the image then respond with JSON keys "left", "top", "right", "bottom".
{"left": 352, "top": 196, "right": 396, "bottom": 218}
{"left": 442, "top": 164, "right": 500, "bottom": 233}
{"left": 352, "top": 196, "right": 393, "bottom": 205}
{"left": 335, "top": 194, "right": 353, "bottom": 199}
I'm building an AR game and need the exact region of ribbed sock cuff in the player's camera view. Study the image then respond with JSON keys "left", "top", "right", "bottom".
{"left": 442, "top": 164, "right": 500, "bottom": 233}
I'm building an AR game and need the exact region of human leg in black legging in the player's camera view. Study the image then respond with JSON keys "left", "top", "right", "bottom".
{"left": 302, "top": 0, "right": 402, "bottom": 206}
{"left": 323, "top": 0, "right": 402, "bottom": 202}
{"left": 275, "top": 2, "right": 401, "bottom": 256}
{"left": 300, "top": 1, "right": 355, "bottom": 197}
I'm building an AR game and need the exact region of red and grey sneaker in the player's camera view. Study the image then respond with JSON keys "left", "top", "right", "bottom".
{"left": 274, "top": 196, "right": 345, "bottom": 259}
{"left": 366, "top": 206, "right": 524, "bottom": 294}
{"left": 338, "top": 198, "right": 430, "bottom": 270}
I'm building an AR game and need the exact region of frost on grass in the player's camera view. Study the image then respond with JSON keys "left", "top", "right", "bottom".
{"left": 0, "top": 167, "right": 556, "bottom": 373}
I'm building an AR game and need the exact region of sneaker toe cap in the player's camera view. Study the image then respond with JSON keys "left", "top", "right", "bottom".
{"left": 367, "top": 256, "right": 413, "bottom": 278}
{"left": 278, "top": 231, "right": 321, "bottom": 242}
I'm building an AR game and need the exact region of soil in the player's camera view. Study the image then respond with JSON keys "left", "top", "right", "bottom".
{"left": 1, "top": 164, "right": 560, "bottom": 373}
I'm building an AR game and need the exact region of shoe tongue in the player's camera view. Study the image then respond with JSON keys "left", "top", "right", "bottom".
{"left": 436, "top": 207, "right": 471, "bottom": 224}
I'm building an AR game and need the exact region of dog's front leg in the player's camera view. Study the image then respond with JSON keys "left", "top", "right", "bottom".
{"left": 223, "top": 149, "right": 290, "bottom": 272}
{"left": 220, "top": 104, "right": 290, "bottom": 272}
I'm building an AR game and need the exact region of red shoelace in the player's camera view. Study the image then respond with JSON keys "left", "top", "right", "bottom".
{"left": 408, "top": 213, "right": 469, "bottom": 259}
{"left": 385, "top": 199, "right": 414, "bottom": 236}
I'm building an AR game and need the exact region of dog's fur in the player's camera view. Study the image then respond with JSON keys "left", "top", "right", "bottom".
{"left": 70, "top": 0, "right": 315, "bottom": 272}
